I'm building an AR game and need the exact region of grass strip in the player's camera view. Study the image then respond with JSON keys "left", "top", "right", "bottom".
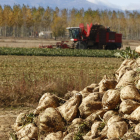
{"left": 0, "top": 47, "right": 120, "bottom": 57}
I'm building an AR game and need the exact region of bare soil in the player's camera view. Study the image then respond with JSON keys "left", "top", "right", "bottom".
{"left": 0, "top": 38, "right": 65, "bottom": 48}
{"left": 122, "top": 39, "right": 140, "bottom": 50}
{"left": 0, "top": 38, "right": 139, "bottom": 49}
{"left": 0, "top": 107, "right": 35, "bottom": 140}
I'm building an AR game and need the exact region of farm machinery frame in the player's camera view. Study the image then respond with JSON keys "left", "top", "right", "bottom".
{"left": 39, "top": 23, "right": 122, "bottom": 50}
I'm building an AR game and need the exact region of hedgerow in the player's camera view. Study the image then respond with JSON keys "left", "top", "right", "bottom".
{"left": 0, "top": 47, "right": 121, "bottom": 57}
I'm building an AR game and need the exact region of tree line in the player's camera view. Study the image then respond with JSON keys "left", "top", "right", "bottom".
{"left": 0, "top": 4, "right": 140, "bottom": 40}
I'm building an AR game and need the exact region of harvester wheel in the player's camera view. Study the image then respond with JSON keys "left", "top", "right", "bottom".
{"left": 105, "top": 44, "right": 117, "bottom": 50}
{"left": 76, "top": 41, "right": 87, "bottom": 49}
{"left": 110, "top": 44, "right": 117, "bottom": 50}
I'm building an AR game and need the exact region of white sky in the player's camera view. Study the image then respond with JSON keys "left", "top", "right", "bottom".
{"left": 107, "top": 0, "right": 140, "bottom": 6}
{"left": 108, "top": 0, "right": 140, "bottom": 10}
{"left": 88, "top": 0, "right": 140, "bottom": 10}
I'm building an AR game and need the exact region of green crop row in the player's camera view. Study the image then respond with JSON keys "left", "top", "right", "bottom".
{"left": 0, "top": 47, "right": 121, "bottom": 57}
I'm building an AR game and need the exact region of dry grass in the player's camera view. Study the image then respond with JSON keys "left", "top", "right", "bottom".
{"left": 0, "top": 56, "right": 123, "bottom": 107}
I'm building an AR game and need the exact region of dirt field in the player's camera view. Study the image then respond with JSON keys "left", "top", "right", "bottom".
{"left": 0, "top": 107, "right": 35, "bottom": 140}
{"left": 0, "top": 38, "right": 139, "bottom": 49}
{"left": 0, "top": 38, "right": 64, "bottom": 48}
{"left": 123, "top": 40, "right": 140, "bottom": 50}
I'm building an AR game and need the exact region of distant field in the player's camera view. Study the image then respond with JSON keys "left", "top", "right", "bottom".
{"left": 123, "top": 40, "right": 140, "bottom": 50}
{"left": 0, "top": 47, "right": 119, "bottom": 57}
{"left": 0, "top": 38, "right": 62, "bottom": 48}
{"left": 0, "top": 56, "right": 123, "bottom": 106}
{"left": 0, "top": 38, "right": 139, "bottom": 49}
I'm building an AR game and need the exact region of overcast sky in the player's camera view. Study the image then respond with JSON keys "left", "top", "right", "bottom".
{"left": 88, "top": 0, "right": 140, "bottom": 9}
{"left": 107, "top": 0, "right": 140, "bottom": 10}
{"left": 0, "top": 0, "right": 140, "bottom": 10}
{"left": 108, "top": 0, "right": 140, "bottom": 6}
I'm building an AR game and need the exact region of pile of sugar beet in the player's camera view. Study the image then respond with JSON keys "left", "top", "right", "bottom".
{"left": 10, "top": 53, "right": 140, "bottom": 140}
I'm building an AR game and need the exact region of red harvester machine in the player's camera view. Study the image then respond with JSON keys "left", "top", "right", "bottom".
{"left": 67, "top": 23, "right": 122, "bottom": 50}
{"left": 39, "top": 23, "right": 122, "bottom": 50}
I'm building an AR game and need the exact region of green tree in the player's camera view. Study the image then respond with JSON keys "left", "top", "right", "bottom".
{"left": 110, "top": 10, "right": 118, "bottom": 32}
{"left": 0, "top": 5, "right": 3, "bottom": 26}
{"left": 69, "top": 8, "right": 78, "bottom": 26}
{"left": 61, "top": 8, "right": 68, "bottom": 25}
{"left": 12, "top": 4, "right": 23, "bottom": 37}
{"left": 0, "top": 5, "right": 4, "bottom": 36}
{"left": 42, "top": 7, "right": 53, "bottom": 31}
{"left": 54, "top": 7, "right": 59, "bottom": 18}
{"left": 134, "top": 11, "right": 140, "bottom": 39}
{"left": 51, "top": 16, "right": 66, "bottom": 39}
{"left": 75, "top": 8, "right": 84, "bottom": 25}
{"left": 21, "top": 4, "right": 28, "bottom": 37}
{"left": 21, "top": 5, "right": 33, "bottom": 37}
{"left": 32, "top": 6, "right": 45, "bottom": 35}
{"left": 84, "top": 8, "right": 93, "bottom": 24}
{"left": 3, "top": 5, "right": 13, "bottom": 36}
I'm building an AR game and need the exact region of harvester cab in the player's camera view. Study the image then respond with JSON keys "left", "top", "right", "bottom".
{"left": 66, "top": 24, "right": 88, "bottom": 49}
{"left": 66, "top": 27, "right": 80, "bottom": 40}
